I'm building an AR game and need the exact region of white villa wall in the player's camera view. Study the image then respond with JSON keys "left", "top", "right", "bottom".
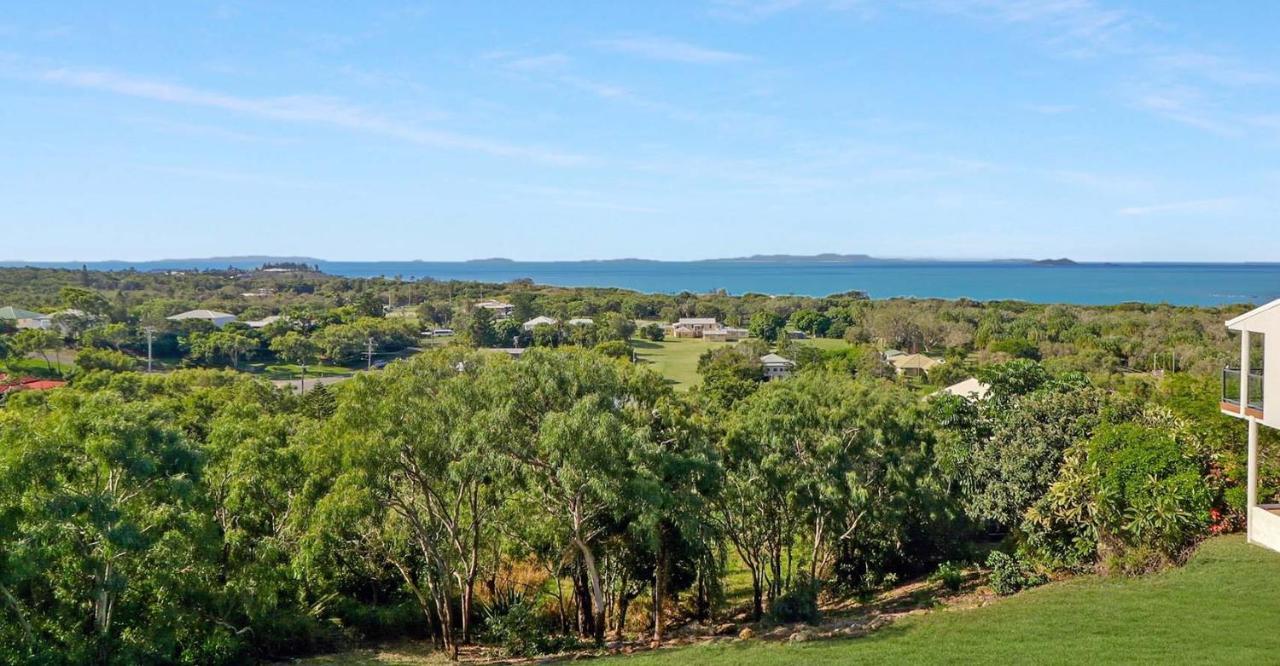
{"left": 1248, "top": 505, "right": 1280, "bottom": 554}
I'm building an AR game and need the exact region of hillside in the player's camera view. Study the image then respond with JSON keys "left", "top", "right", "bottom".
{"left": 602, "top": 536, "right": 1280, "bottom": 665}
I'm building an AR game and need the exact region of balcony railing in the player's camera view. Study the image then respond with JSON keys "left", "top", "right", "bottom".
{"left": 1222, "top": 367, "right": 1264, "bottom": 415}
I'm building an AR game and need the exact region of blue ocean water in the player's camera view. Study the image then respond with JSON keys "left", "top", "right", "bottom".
{"left": 7, "top": 259, "right": 1280, "bottom": 306}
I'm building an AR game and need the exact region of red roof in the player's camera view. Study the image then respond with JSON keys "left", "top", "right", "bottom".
{"left": 0, "top": 374, "right": 66, "bottom": 394}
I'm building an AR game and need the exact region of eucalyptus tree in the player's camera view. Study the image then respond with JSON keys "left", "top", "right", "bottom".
{"left": 302, "top": 350, "right": 509, "bottom": 657}
{"left": 715, "top": 371, "right": 939, "bottom": 617}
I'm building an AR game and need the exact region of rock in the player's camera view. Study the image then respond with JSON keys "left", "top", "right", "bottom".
{"left": 789, "top": 629, "right": 814, "bottom": 643}
{"left": 737, "top": 627, "right": 755, "bottom": 640}
{"left": 713, "top": 623, "right": 737, "bottom": 636}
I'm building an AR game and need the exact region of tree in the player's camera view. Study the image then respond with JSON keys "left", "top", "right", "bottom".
{"left": 601, "top": 313, "right": 636, "bottom": 341}
{"left": 12, "top": 328, "right": 62, "bottom": 373}
{"left": 0, "top": 391, "right": 203, "bottom": 662}
{"left": 59, "top": 286, "right": 111, "bottom": 316}
{"left": 269, "top": 331, "right": 318, "bottom": 367}
{"left": 458, "top": 307, "right": 496, "bottom": 348}
{"left": 74, "top": 348, "right": 137, "bottom": 373}
{"left": 304, "top": 351, "right": 509, "bottom": 656}
{"left": 640, "top": 323, "right": 665, "bottom": 342}
{"left": 788, "top": 310, "right": 831, "bottom": 337}
{"left": 748, "top": 311, "right": 785, "bottom": 342}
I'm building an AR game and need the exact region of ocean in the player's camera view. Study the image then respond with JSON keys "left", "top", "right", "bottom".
{"left": 7, "top": 259, "right": 1280, "bottom": 306}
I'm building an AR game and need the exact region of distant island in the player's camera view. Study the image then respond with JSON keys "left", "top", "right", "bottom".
{"left": 1034, "top": 258, "right": 1077, "bottom": 266}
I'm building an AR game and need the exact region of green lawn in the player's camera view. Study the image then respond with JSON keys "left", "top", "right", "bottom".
{"left": 630, "top": 338, "right": 721, "bottom": 389}
{"left": 246, "top": 363, "right": 354, "bottom": 380}
{"left": 605, "top": 536, "right": 1280, "bottom": 665}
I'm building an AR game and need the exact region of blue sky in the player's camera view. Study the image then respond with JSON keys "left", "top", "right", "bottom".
{"left": 3, "top": 1, "right": 1278, "bottom": 262}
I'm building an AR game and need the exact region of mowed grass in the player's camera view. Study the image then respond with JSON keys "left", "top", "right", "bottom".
{"left": 604, "top": 536, "right": 1280, "bottom": 665}
{"left": 630, "top": 338, "right": 721, "bottom": 388}
{"left": 630, "top": 337, "right": 853, "bottom": 389}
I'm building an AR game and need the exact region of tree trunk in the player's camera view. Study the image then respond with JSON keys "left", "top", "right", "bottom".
{"left": 653, "top": 521, "right": 673, "bottom": 644}
{"left": 573, "top": 539, "right": 607, "bottom": 643}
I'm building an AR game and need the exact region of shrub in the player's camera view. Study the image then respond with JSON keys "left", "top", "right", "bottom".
{"left": 483, "top": 598, "right": 580, "bottom": 657}
{"left": 74, "top": 347, "right": 138, "bottom": 372}
{"left": 987, "top": 551, "right": 1047, "bottom": 596}
{"left": 767, "top": 576, "right": 821, "bottom": 624}
{"left": 930, "top": 561, "right": 966, "bottom": 592}
{"left": 640, "top": 323, "right": 665, "bottom": 341}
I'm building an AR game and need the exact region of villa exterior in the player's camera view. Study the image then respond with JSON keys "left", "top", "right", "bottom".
{"left": 476, "top": 300, "right": 515, "bottom": 317}
{"left": 704, "top": 326, "right": 749, "bottom": 342}
{"left": 522, "top": 315, "right": 559, "bottom": 331}
{"left": 933, "top": 377, "right": 991, "bottom": 401}
{"left": 674, "top": 318, "right": 719, "bottom": 338}
{"left": 760, "top": 353, "right": 796, "bottom": 381}
{"left": 0, "top": 306, "right": 52, "bottom": 330}
{"left": 891, "top": 353, "right": 942, "bottom": 378}
{"left": 167, "top": 309, "right": 237, "bottom": 328}
{"left": 1223, "top": 299, "right": 1280, "bottom": 553}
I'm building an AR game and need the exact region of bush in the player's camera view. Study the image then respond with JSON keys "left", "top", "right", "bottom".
{"left": 987, "top": 551, "right": 1046, "bottom": 596}
{"left": 483, "top": 598, "right": 580, "bottom": 657}
{"left": 74, "top": 347, "right": 138, "bottom": 372}
{"left": 930, "top": 561, "right": 966, "bottom": 592}
{"left": 640, "top": 323, "right": 665, "bottom": 342}
{"left": 767, "top": 576, "right": 820, "bottom": 624}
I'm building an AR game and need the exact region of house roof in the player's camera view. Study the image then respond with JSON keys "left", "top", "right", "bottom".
{"left": 892, "top": 353, "right": 942, "bottom": 370}
{"left": 759, "top": 353, "right": 795, "bottom": 366}
{"left": 932, "top": 377, "right": 991, "bottom": 401}
{"left": 677, "top": 317, "right": 719, "bottom": 325}
{"left": 523, "top": 316, "right": 559, "bottom": 327}
{"left": 0, "top": 374, "right": 67, "bottom": 394}
{"left": 167, "top": 309, "right": 236, "bottom": 321}
{"left": 567, "top": 318, "right": 594, "bottom": 325}
{"left": 245, "top": 315, "right": 283, "bottom": 328}
{"left": 476, "top": 300, "right": 513, "bottom": 309}
{"left": 1226, "top": 298, "right": 1280, "bottom": 329}
{"left": 0, "top": 306, "right": 45, "bottom": 320}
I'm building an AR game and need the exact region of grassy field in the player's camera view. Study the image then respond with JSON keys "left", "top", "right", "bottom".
{"left": 630, "top": 338, "right": 719, "bottom": 388}
{"left": 631, "top": 337, "right": 853, "bottom": 389}
{"left": 605, "top": 536, "right": 1280, "bottom": 665}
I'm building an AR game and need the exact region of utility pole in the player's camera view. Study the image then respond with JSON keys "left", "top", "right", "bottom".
{"left": 143, "top": 326, "right": 155, "bottom": 372}
{"left": 366, "top": 337, "right": 374, "bottom": 371}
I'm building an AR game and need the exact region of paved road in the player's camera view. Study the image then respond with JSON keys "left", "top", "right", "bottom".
{"left": 271, "top": 374, "right": 354, "bottom": 393}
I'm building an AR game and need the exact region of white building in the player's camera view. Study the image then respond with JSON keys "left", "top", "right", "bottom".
{"left": 760, "top": 353, "right": 796, "bottom": 381}
{"left": 1224, "top": 299, "right": 1280, "bottom": 553}
{"left": 476, "top": 300, "right": 515, "bottom": 317}
{"left": 522, "top": 315, "right": 560, "bottom": 331}
{"left": 932, "top": 377, "right": 991, "bottom": 401}
{"left": 167, "top": 309, "right": 237, "bottom": 328}
{"left": 245, "top": 315, "right": 283, "bottom": 329}
{"left": 567, "top": 318, "right": 594, "bottom": 326}
{"left": 704, "top": 326, "right": 749, "bottom": 342}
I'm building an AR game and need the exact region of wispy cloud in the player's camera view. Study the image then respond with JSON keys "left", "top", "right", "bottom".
{"left": 596, "top": 36, "right": 751, "bottom": 64}
{"left": 23, "top": 65, "right": 587, "bottom": 165}
{"left": 1131, "top": 86, "right": 1240, "bottom": 136}
{"left": 1118, "top": 197, "right": 1239, "bottom": 216}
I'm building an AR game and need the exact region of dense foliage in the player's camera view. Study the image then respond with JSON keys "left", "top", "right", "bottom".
{"left": 0, "top": 267, "right": 1271, "bottom": 663}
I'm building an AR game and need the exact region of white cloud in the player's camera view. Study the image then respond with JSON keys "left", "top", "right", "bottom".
{"left": 596, "top": 36, "right": 751, "bottom": 64}
{"left": 27, "top": 65, "right": 587, "bottom": 165}
{"left": 1118, "top": 197, "right": 1239, "bottom": 216}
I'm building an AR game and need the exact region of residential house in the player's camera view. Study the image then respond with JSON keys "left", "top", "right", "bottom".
{"left": 704, "top": 326, "right": 749, "bottom": 342}
{"left": 166, "top": 309, "right": 238, "bottom": 328}
{"left": 786, "top": 330, "right": 807, "bottom": 340}
{"left": 672, "top": 317, "right": 721, "bottom": 338}
{"left": 932, "top": 377, "right": 991, "bottom": 401}
{"left": 476, "top": 300, "right": 515, "bottom": 318}
{"left": 522, "top": 315, "right": 560, "bottom": 331}
{"left": 891, "top": 353, "right": 942, "bottom": 378}
{"left": 1221, "top": 299, "right": 1280, "bottom": 553}
{"left": 245, "top": 315, "right": 283, "bottom": 329}
{"left": 760, "top": 353, "right": 796, "bottom": 381}
{"left": 0, "top": 306, "right": 52, "bottom": 330}
{"left": 567, "top": 318, "right": 594, "bottom": 326}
